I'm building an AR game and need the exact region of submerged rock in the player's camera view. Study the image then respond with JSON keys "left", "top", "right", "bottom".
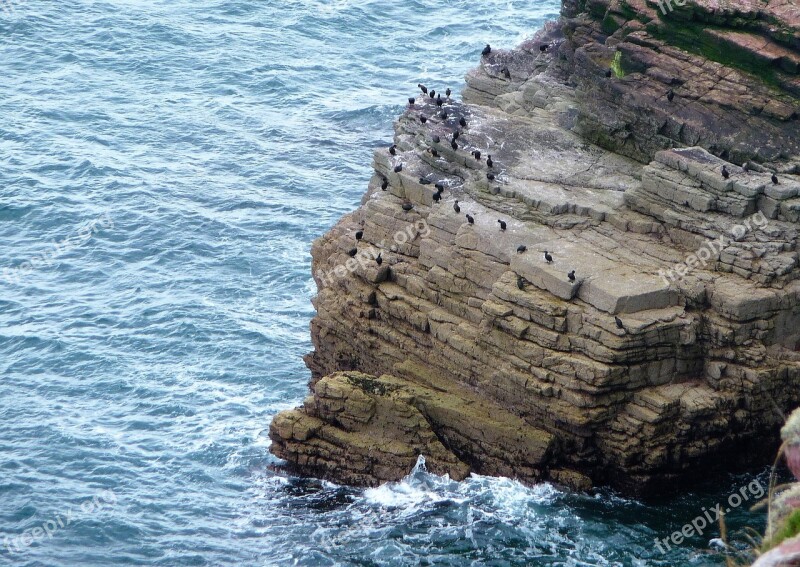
{"left": 270, "top": 0, "right": 800, "bottom": 495}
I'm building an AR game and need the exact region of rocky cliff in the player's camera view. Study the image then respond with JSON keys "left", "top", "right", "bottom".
{"left": 270, "top": 0, "right": 800, "bottom": 496}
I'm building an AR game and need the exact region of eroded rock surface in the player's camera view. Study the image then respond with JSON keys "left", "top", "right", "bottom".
{"left": 270, "top": 0, "right": 800, "bottom": 495}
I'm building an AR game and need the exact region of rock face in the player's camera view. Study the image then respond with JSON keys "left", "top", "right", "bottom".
{"left": 270, "top": 0, "right": 800, "bottom": 495}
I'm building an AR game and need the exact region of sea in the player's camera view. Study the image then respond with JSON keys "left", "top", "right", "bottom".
{"left": 0, "top": 1, "right": 773, "bottom": 565}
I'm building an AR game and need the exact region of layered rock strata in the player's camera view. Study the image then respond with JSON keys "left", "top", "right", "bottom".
{"left": 270, "top": 0, "right": 800, "bottom": 495}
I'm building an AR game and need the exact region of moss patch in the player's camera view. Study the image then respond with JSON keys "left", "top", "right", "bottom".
{"left": 611, "top": 51, "right": 625, "bottom": 78}
{"left": 764, "top": 508, "right": 800, "bottom": 551}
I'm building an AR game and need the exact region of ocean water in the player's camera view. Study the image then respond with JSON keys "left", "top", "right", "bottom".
{"left": 0, "top": 1, "right": 772, "bottom": 565}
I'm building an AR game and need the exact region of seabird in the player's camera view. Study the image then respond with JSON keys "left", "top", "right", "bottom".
{"left": 440, "top": 111, "right": 448, "bottom": 120}
{"left": 419, "top": 177, "right": 431, "bottom": 185}
{"left": 451, "top": 140, "right": 458, "bottom": 150}
{"left": 721, "top": 165, "right": 729, "bottom": 179}
{"left": 348, "top": 247, "right": 358, "bottom": 257}
{"left": 420, "top": 115, "right": 428, "bottom": 124}
{"left": 418, "top": 83, "right": 428, "bottom": 94}
{"left": 402, "top": 202, "right": 413, "bottom": 212}
{"left": 517, "top": 276, "right": 525, "bottom": 290}
{"left": 568, "top": 270, "right": 575, "bottom": 282}
{"left": 394, "top": 163, "right": 403, "bottom": 173}
{"left": 432, "top": 191, "right": 442, "bottom": 203}
{"left": 772, "top": 173, "right": 779, "bottom": 185}
{"left": 666, "top": 89, "right": 674, "bottom": 102}
{"left": 453, "top": 200, "right": 460, "bottom": 213}
{"left": 452, "top": 130, "right": 460, "bottom": 141}
{"left": 466, "top": 214, "right": 475, "bottom": 224}
{"left": 544, "top": 250, "right": 553, "bottom": 263}
{"left": 376, "top": 253, "right": 383, "bottom": 266}
{"left": 615, "top": 316, "right": 624, "bottom": 330}
{"left": 434, "top": 183, "right": 444, "bottom": 192}
{"left": 381, "top": 177, "right": 389, "bottom": 190}
{"left": 517, "top": 245, "right": 527, "bottom": 253}
{"left": 487, "top": 172, "right": 495, "bottom": 181}
{"left": 498, "top": 219, "right": 506, "bottom": 231}
{"left": 408, "top": 97, "right": 416, "bottom": 105}
{"left": 429, "top": 148, "right": 439, "bottom": 158}
{"left": 486, "top": 155, "right": 493, "bottom": 168}
{"left": 501, "top": 67, "right": 511, "bottom": 80}
{"left": 429, "top": 90, "right": 435, "bottom": 98}
{"left": 472, "top": 150, "right": 481, "bottom": 160}
{"left": 459, "top": 117, "right": 467, "bottom": 128}
{"left": 389, "top": 144, "right": 396, "bottom": 156}
{"left": 432, "top": 134, "right": 441, "bottom": 144}
{"left": 605, "top": 68, "right": 612, "bottom": 78}
{"left": 482, "top": 44, "right": 491, "bottom": 57}
{"left": 436, "top": 95, "right": 443, "bottom": 107}
{"left": 446, "top": 88, "right": 451, "bottom": 98}
{"left": 355, "top": 230, "right": 363, "bottom": 241}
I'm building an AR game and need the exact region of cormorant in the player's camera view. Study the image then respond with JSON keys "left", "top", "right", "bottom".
{"left": 472, "top": 150, "right": 481, "bottom": 160}
{"left": 432, "top": 191, "right": 442, "bottom": 203}
{"left": 453, "top": 200, "right": 460, "bottom": 213}
{"left": 429, "top": 90, "right": 435, "bottom": 98}
{"left": 487, "top": 172, "right": 495, "bottom": 181}
{"left": 772, "top": 173, "right": 779, "bottom": 185}
{"left": 355, "top": 230, "right": 363, "bottom": 241}
{"left": 482, "top": 44, "right": 491, "bottom": 57}
{"left": 452, "top": 130, "right": 460, "bottom": 140}
{"left": 432, "top": 134, "right": 440, "bottom": 144}
{"left": 394, "top": 163, "right": 403, "bottom": 173}
{"left": 459, "top": 117, "right": 467, "bottom": 128}
{"left": 430, "top": 148, "right": 439, "bottom": 158}
{"left": 434, "top": 183, "right": 444, "bottom": 192}
{"left": 408, "top": 97, "right": 415, "bottom": 105}
{"left": 451, "top": 140, "right": 458, "bottom": 150}
{"left": 615, "top": 316, "right": 624, "bottom": 329}
{"left": 544, "top": 251, "right": 553, "bottom": 263}
{"left": 486, "top": 155, "right": 493, "bottom": 168}
{"left": 605, "top": 68, "right": 612, "bottom": 78}
{"left": 389, "top": 144, "right": 396, "bottom": 156}
{"left": 498, "top": 219, "right": 506, "bottom": 231}
{"left": 348, "top": 247, "right": 358, "bottom": 257}
{"left": 376, "top": 253, "right": 383, "bottom": 266}
{"left": 466, "top": 214, "right": 475, "bottom": 224}
{"left": 419, "top": 177, "right": 431, "bottom": 185}
{"left": 418, "top": 83, "right": 428, "bottom": 94}
{"left": 381, "top": 177, "right": 389, "bottom": 190}
{"left": 436, "top": 95, "right": 443, "bottom": 107}
{"left": 420, "top": 115, "right": 428, "bottom": 124}
{"left": 517, "top": 245, "right": 527, "bottom": 253}
{"left": 501, "top": 67, "right": 511, "bottom": 80}
{"left": 402, "top": 202, "right": 413, "bottom": 211}
{"left": 722, "top": 165, "right": 729, "bottom": 179}
{"left": 568, "top": 270, "right": 575, "bottom": 282}
{"left": 666, "top": 89, "right": 674, "bottom": 102}
{"left": 517, "top": 276, "right": 525, "bottom": 290}
{"left": 446, "top": 88, "right": 451, "bottom": 98}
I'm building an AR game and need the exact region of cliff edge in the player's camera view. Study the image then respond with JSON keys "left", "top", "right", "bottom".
{"left": 270, "top": 0, "right": 800, "bottom": 495}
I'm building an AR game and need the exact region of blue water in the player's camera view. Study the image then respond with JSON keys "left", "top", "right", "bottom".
{"left": 0, "top": 1, "right": 770, "bottom": 565}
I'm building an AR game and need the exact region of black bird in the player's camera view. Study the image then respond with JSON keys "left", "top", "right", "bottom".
{"left": 418, "top": 83, "right": 428, "bottom": 94}
{"left": 487, "top": 172, "right": 495, "bottom": 181}
{"left": 517, "top": 276, "right": 525, "bottom": 290}
{"left": 568, "top": 270, "right": 575, "bottom": 282}
{"left": 451, "top": 140, "right": 458, "bottom": 151}
{"left": 605, "top": 68, "right": 612, "bottom": 78}
{"left": 722, "top": 165, "right": 729, "bottom": 179}
{"left": 434, "top": 183, "right": 444, "bottom": 192}
{"left": 466, "top": 214, "right": 475, "bottom": 224}
{"left": 539, "top": 44, "right": 549, "bottom": 52}
{"left": 498, "top": 219, "right": 506, "bottom": 231}
{"left": 429, "top": 148, "right": 439, "bottom": 158}
{"left": 486, "top": 155, "right": 493, "bottom": 168}
{"left": 440, "top": 111, "right": 448, "bottom": 120}
{"left": 429, "top": 90, "right": 435, "bottom": 98}
{"left": 544, "top": 250, "right": 553, "bottom": 263}
{"left": 348, "top": 247, "right": 358, "bottom": 257}
{"left": 453, "top": 200, "right": 460, "bottom": 213}
{"left": 459, "top": 117, "right": 467, "bottom": 128}
{"left": 419, "top": 177, "right": 431, "bottom": 185}
{"left": 394, "top": 163, "right": 403, "bottom": 173}
{"left": 666, "top": 89, "right": 674, "bottom": 102}
{"left": 402, "top": 202, "right": 413, "bottom": 212}
{"left": 436, "top": 95, "right": 443, "bottom": 107}
{"left": 452, "top": 130, "right": 460, "bottom": 141}
{"left": 376, "top": 253, "right": 383, "bottom": 266}
{"left": 408, "top": 97, "right": 416, "bottom": 105}
{"left": 381, "top": 177, "right": 389, "bottom": 190}
{"left": 432, "top": 134, "right": 441, "bottom": 144}
{"left": 355, "top": 230, "right": 363, "bottom": 241}
{"left": 446, "top": 88, "right": 451, "bottom": 98}
{"left": 482, "top": 44, "right": 491, "bottom": 57}
{"left": 615, "top": 316, "right": 624, "bottom": 330}
{"left": 501, "top": 66, "right": 511, "bottom": 80}
{"left": 472, "top": 150, "right": 481, "bottom": 160}
{"left": 389, "top": 144, "right": 397, "bottom": 156}
{"left": 517, "top": 245, "right": 527, "bottom": 254}
{"left": 432, "top": 191, "right": 442, "bottom": 203}
{"left": 772, "top": 173, "right": 779, "bottom": 185}
{"left": 420, "top": 115, "right": 428, "bottom": 124}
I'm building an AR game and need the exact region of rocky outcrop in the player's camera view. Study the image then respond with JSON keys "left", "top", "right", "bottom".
{"left": 270, "top": 0, "right": 800, "bottom": 495}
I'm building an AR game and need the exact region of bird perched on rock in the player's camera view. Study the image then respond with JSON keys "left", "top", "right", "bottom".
{"left": 436, "top": 95, "right": 443, "bottom": 107}
{"left": 666, "top": 89, "right": 674, "bottom": 102}
{"left": 451, "top": 140, "right": 458, "bottom": 151}
{"left": 486, "top": 155, "right": 493, "bottom": 168}
{"left": 498, "top": 219, "right": 506, "bottom": 231}
{"left": 418, "top": 83, "right": 428, "bottom": 95}
{"left": 408, "top": 97, "right": 415, "bottom": 105}
{"left": 420, "top": 115, "right": 428, "bottom": 124}
{"left": 419, "top": 177, "right": 431, "bottom": 185}
{"left": 389, "top": 144, "right": 396, "bottom": 156}
{"left": 721, "top": 165, "right": 729, "bottom": 179}
{"left": 446, "top": 88, "right": 451, "bottom": 98}
{"left": 501, "top": 67, "right": 511, "bottom": 80}
{"left": 517, "top": 245, "right": 527, "bottom": 254}
{"left": 517, "top": 276, "right": 525, "bottom": 290}
{"left": 376, "top": 253, "right": 383, "bottom": 266}
{"left": 432, "top": 134, "right": 440, "bottom": 144}
{"left": 348, "top": 247, "right": 358, "bottom": 257}
{"left": 482, "top": 44, "right": 491, "bottom": 57}
{"left": 466, "top": 214, "right": 475, "bottom": 224}
{"left": 429, "top": 148, "right": 439, "bottom": 158}
{"left": 394, "top": 163, "right": 403, "bottom": 173}
{"left": 432, "top": 190, "right": 442, "bottom": 203}
{"left": 355, "top": 230, "right": 363, "bottom": 241}
{"left": 539, "top": 44, "right": 549, "bottom": 52}
{"left": 453, "top": 200, "right": 460, "bottom": 213}
{"left": 605, "top": 68, "right": 612, "bottom": 78}
{"left": 472, "top": 150, "right": 481, "bottom": 160}
{"left": 615, "top": 316, "right": 624, "bottom": 329}
{"left": 402, "top": 202, "right": 413, "bottom": 211}
{"left": 440, "top": 111, "right": 448, "bottom": 120}
{"left": 772, "top": 173, "right": 780, "bottom": 185}
{"left": 459, "top": 117, "right": 467, "bottom": 128}
{"left": 452, "top": 130, "right": 460, "bottom": 141}
{"left": 568, "top": 270, "right": 575, "bottom": 282}
{"left": 487, "top": 172, "right": 495, "bottom": 181}
{"left": 429, "top": 90, "right": 435, "bottom": 98}
{"left": 544, "top": 250, "right": 553, "bottom": 263}
{"left": 381, "top": 177, "right": 389, "bottom": 190}
{"left": 435, "top": 183, "right": 444, "bottom": 192}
